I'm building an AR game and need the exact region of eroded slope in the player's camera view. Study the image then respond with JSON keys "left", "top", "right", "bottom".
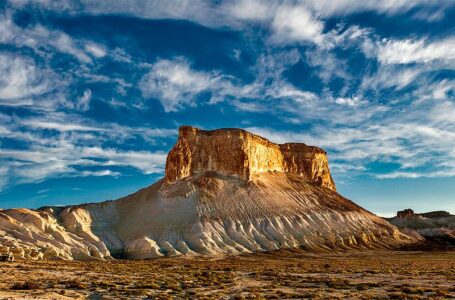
{"left": 0, "top": 126, "right": 414, "bottom": 260}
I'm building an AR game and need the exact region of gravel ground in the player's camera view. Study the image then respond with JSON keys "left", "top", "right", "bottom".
{"left": 1, "top": 249, "right": 454, "bottom": 299}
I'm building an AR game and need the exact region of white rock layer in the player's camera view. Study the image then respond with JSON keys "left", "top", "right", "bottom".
{"left": 1, "top": 172, "right": 413, "bottom": 260}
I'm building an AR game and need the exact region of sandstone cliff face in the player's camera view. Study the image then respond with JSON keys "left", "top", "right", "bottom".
{"left": 165, "top": 126, "right": 336, "bottom": 191}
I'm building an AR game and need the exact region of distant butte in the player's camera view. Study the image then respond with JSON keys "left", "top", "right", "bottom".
{"left": 388, "top": 209, "right": 455, "bottom": 249}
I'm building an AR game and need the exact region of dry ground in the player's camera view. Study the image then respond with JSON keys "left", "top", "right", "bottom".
{"left": 1, "top": 249, "right": 455, "bottom": 299}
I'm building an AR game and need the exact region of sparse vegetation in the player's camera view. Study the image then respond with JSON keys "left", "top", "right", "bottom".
{"left": 10, "top": 281, "right": 42, "bottom": 290}
{"left": 1, "top": 249, "right": 454, "bottom": 299}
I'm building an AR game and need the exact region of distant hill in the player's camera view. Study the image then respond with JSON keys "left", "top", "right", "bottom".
{"left": 386, "top": 209, "right": 455, "bottom": 249}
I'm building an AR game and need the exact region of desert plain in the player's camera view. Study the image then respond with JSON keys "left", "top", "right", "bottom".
{"left": 1, "top": 249, "right": 454, "bottom": 299}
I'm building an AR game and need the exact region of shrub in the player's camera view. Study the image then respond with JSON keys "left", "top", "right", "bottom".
{"left": 11, "top": 281, "right": 42, "bottom": 290}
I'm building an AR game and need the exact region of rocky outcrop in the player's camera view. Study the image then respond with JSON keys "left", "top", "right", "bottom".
{"left": 165, "top": 126, "right": 336, "bottom": 191}
{"left": 420, "top": 211, "right": 453, "bottom": 219}
{"left": 397, "top": 208, "right": 415, "bottom": 219}
{"left": 0, "top": 208, "right": 111, "bottom": 260}
{"left": 0, "top": 126, "right": 416, "bottom": 260}
{"left": 388, "top": 210, "right": 455, "bottom": 249}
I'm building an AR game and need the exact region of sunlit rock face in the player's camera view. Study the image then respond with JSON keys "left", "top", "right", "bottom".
{"left": 165, "top": 126, "right": 336, "bottom": 191}
{"left": 0, "top": 208, "right": 111, "bottom": 260}
{"left": 0, "top": 126, "right": 417, "bottom": 261}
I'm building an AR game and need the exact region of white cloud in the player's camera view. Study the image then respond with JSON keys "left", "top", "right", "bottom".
{"left": 304, "top": 0, "right": 450, "bottom": 18}
{"left": 140, "top": 58, "right": 210, "bottom": 111}
{"left": 6, "top": 0, "right": 452, "bottom": 52}
{"left": 80, "top": 170, "right": 121, "bottom": 177}
{"left": 40, "top": 1, "right": 321, "bottom": 47}
{"left": 0, "top": 53, "right": 50, "bottom": 104}
{"left": 361, "top": 65, "right": 423, "bottom": 92}
{"left": 13, "top": 112, "right": 177, "bottom": 140}
{"left": 50, "top": 33, "right": 92, "bottom": 63}
{"left": 0, "top": 109, "right": 179, "bottom": 190}
{"left": 225, "top": 2, "right": 325, "bottom": 45}
{"left": 80, "top": 0, "right": 221, "bottom": 28}
{"left": 8, "top": 0, "right": 77, "bottom": 10}
{"left": 0, "top": 13, "right": 107, "bottom": 64}
{"left": 377, "top": 169, "right": 455, "bottom": 179}
{"left": 0, "top": 144, "right": 167, "bottom": 189}
{"left": 224, "top": 0, "right": 271, "bottom": 22}
{"left": 423, "top": 80, "right": 455, "bottom": 101}
{"left": 139, "top": 50, "right": 335, "bottom": 113}
{"left": 76, "top": 89, "right": 92, "bottom": 111}
{"left": 349, "top": 33, "right": 455, "bottom": 95}
{"left": 70, "top": 0, "right": 455, "bottom": 28}
{"left": 377, "top": 38, "right": 455, "bottom": 65}
{"left": 334, "top": 96, "right": 365, "bottom": 106}
{"left": 303, "top": 47, "right": 350, "bottom": 82}
{"left": 269, "top": 5, "right": 324, "bottom": 45}
{"left": 139, "top": 58, "right": 237, "bottom": 112}
{"left": 85, "top": 43, "right": 106, "bottom": 58}
{"left": 81, "top": 147, "right": 167, "bottom": 174}
{"left": 0, "top": 13, "right": 108, "bottom": 111}
{"left": 22, "top": 120, "right": 102, "bottom": 132}
{"left": 137, "top": 50, "right": 383, "bottom": 123}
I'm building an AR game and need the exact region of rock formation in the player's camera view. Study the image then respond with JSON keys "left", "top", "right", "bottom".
{"left": 0, "top": 208, "right": 111, "bottom": 260}
{"left": 0, "top": 126, "right": 414, "bottom": 260}
{"left": 166, "top": 126, "right": 336, "bottom": 191}
{"left": 387, "top": 210, "right": 455, "bottom": 249}
{"left": 397, "top": 209, "right": 415, "bottom": 219}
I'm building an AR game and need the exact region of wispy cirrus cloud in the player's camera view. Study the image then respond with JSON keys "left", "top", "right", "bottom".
{"left": 0, "top": 110, "right": 177, "bottom": 190}
{"left": 8, "top": 0, "right": 452, "bottom": 49}
{"left": 10, "top": 0, "right": 451, "bottom": 22}
{"left": 21, "top": 120, "right": 102, "bottom": 132}
{"left": 0, "top": 146, "right": 167, "bottom": 187}
{"left": 225, "top": 1, "right": 325, "bottom": 45}
{"left": 139, "top": 58, "right": 237, "bottom": 112}
{"left": 0, "top": 12, "right": 106, "bottom": 64}
{"left": 139, "top": 50, "right": 317, "bottom": 112}
{"left": 6, "top": 112, "right": 178, "bottom": 141}
{"left": 0, "top": 53, "right": 51, "bottom": 106}
{"left": 376, "top": 37, "right": 455, "bottom": 65}
{"left": 0, "top": 130, "right": 170, "bottom": 190}
{"left": 0, "top": 12, "right": 108, "bottom": 111}
{"left": 303, "top": 0, "right": 452, "bottom": 20}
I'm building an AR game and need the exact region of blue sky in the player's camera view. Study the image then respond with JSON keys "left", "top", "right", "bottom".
{"left": 0, "top": 1, "right": 454, "bottom": 216}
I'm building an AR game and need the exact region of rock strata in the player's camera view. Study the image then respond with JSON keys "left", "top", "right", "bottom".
{"left": 165, "top": 126, "right": 336, "bottom": 191}
{"left": 0, "top": 126, "right": 415, "bottom": 260}
{"left": 0, "top": 208, "right": 111, "bottom": 260}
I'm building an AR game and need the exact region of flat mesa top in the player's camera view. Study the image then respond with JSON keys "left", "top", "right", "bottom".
{"left": 178, "top": 125, "right": 326, "bottom": 154}
{"left": 167, "top": 125, "right": 336, "bottom": 191}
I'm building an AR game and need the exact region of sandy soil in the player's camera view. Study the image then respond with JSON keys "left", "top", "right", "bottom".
{"left": 1, "top": 249, "right": 454, "bottom": 299}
